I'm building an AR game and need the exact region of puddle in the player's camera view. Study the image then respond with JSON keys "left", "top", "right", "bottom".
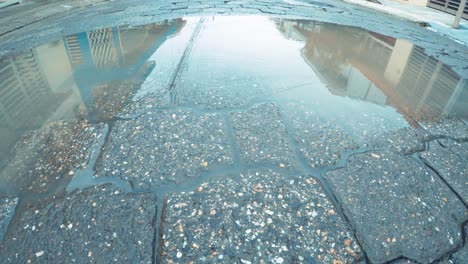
{"left": 0, "top": 16, "right": 466, "bottom": 200}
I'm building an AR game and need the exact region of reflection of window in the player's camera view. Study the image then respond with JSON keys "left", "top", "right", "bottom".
{"left": 88, "top": 28, "right": 118, "bottom": 68}
{"left": 396, "top": 46, "right": 460, "bottom": 118}
{"left": 276, "top": 18, "right": 465, "bottom": 121}
{"left": 0, "top": 50, "right": 52, "bottom": 129}
{"left": 65, "top": 35, "right": 83, "bottom": 65}
{"left": 362, "top": 35, "right": 393, "bottom": 75}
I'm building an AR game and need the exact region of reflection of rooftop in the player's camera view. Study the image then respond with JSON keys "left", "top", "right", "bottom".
{"left": 276, "top": 19, "right": 467, "bottom": 123}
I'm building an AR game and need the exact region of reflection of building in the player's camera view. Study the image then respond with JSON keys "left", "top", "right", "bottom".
{"left": 393, "top": 45, "right": 467, "bottom": 119}
{"left": 276, "top": 20, "right": 467, "bottom": 123}
{"left": 0, "top": 19, "right": 185, "bottom": 164}
{"left": 0, "top": 50, "right": 58, "bottom": 162}
{"left": 0, "top": 51, "right": 54, "bottom": 129}
{"left": 63, "top": 20, "right": 185, "bottom": 119}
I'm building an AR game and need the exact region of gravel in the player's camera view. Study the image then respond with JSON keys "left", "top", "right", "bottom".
{"left": 96, "top": 108, "right": 233, "bottom": 189}
{"left": 229, "top": 103, "right": 297, "bottom": 169}
{"left": 161, "top": 168, "right": 363, "bottom": 263}
{"left": 421, "top": 140, "right": 468, "bottom": 204}
{"left": 0, "top": 184, "right": 157, "bottom": 263}
{"left": 0, "top": 121, "right": 107, "bottom": 194}
{"left": 325, "top": 150, "right": 468, "bottom": 263}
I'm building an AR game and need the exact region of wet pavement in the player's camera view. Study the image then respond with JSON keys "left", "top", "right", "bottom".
{"left": 161, "top": 169, "right": 363, "bottom": 263}
{"left": 0, "top": 9, "right": 467, "bottom": 264}
{"left": 0, "top": 196, "right": 17, "bottom": 241}
{"left": 0, "top": 121, "right": 107, "bottom": 195}
{"left": 96, "top": 108, "right": 234, "bottom": 189}
{"left": 0, "top": 184, "right": 157, "bottom": 263}
{"left": 326, "top": 151, "right": 467, "bottom": 263}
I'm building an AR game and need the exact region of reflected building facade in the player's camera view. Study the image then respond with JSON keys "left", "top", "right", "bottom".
{"left": 276, "top": 20, "right": 467, "bottom": 124}
{"left": 0, "top": 19, "right": 185, "bottom": 163}
{"left": 0, "top": 50, "right": 54, "bottom": 130}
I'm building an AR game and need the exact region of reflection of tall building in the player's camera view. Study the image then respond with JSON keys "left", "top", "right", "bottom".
{"left": 65, "top": 35, "right": 84, "bottom": 65}
{"left": 0, "top": 50, "right": 57, "bottom": 162}
{"left": 394, "top": 46, "right": 466, "bottom": 119}
{"left": 0, "top": 19, "right": 186, "bottom": 164}
{"left": 0, "top": 51, "right": 53, "bottom": 130}
{"left": 63, "top": 20, "right": 185, "bottom": 118}
{"left": 276, "top": 20, "right": 467, "bottom": 123}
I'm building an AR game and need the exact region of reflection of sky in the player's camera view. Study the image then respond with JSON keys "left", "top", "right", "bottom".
{"left": 135, "top": 18, "right": 200, "bottom": 99}
{"left": 181, "top": 16, "right": 408, "bottom": 141}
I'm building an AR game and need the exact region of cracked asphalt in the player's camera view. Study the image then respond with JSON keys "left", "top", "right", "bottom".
{"left": 0, "top": 0, "right": 467, "bottom": 263}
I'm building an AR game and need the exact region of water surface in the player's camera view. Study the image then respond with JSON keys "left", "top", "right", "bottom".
{"left": 0, "top": 16, "right": 466, "bottom": 198}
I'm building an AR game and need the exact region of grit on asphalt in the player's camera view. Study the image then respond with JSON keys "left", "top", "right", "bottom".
{"left": 0, "top": 1, "right": 467, "bottom": 263}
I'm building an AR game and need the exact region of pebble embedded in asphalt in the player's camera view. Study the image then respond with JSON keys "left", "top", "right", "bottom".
{"left": 441, "top": 224, "right": 468, "bottom": 264}
{"left": 87, "top": 80, "right": 144, "bottom": 121}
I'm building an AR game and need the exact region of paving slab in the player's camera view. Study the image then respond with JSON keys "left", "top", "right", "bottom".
{"left": 0, "top": 184, "right": 157, "bottom": 263}
{"left": 367, "top": 127, "right": 430, "bottom": 154}
{"left": 0, "top": 121, "right": 107, "bottom": 194}
{"left": 0, "top": 196, "right": 18, "bottom": 241}
{"left": 119, "top": 93, "right": 169, "bottom": 119}
{"left": 339, "top": 117, "right": 410, "bottom": 150}
{"left": 282, "top": 103, "right": 358, "bottom": 168}
{"left": 229, "top": 103, "right": 296, "bottom": 168}
{"left": 161, "top": 169, "right": 363, "bottom": 263}
{"left": 421, "top": 140, "right": 468, "bottom": 204}
{"left": 96, "top": 108, "right": 233, "bottom": 189}
{"left": 444, "top": 225, "right": 468, "bottom": 264}
{"left": 419, "top": 118, "right": 468, "bottom": 141}
{"left": 325, "top": 150, "right": 468, "bottom": 263}
{"left": 438, "top": 139, "right": 468, "bottom": 162}
{"left": 176, "top": 71, "right": 271, "bottom": 109}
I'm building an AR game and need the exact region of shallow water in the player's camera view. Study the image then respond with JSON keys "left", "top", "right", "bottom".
{"left": 0, "top": 16, "right": 466, "bottom": 199}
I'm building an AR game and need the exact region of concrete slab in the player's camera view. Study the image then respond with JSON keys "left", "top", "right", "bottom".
{"left": 420, "top": 118, "right": 468, "bottom": 140}
{"left": 0, "top": 184, "right": 157, "bottom": 263}
{"left": 161, "top": 169, "right": 363, "bottom": 263}
{"left": 421, "top": 140, "right": 468, "bottom": 204}
{"left": 281, "top": 102, "right": 359, "bottom": 168}
{"left": 96, "top": 109, "right": 233, "bottom": 189}
{"left": 229, "top": 103, "right": 297, "bottom": 168}
{"left": 325, "top": 151, "right": 468, "bottom": 263}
